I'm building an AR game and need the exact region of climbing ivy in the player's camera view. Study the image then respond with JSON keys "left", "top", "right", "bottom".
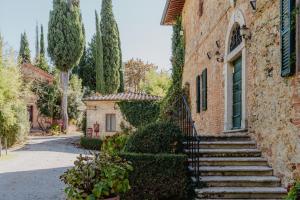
{"left": 117, "top": 101, "right": 160, "bottom": 128}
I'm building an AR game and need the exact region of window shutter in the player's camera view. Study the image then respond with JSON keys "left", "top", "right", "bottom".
{"left": 196, "top": 75, "right": 201, "bottom": 113}
{"left": 281, "top": 0, "right": 296, "bottom": 77}
{"left": 201, "top": 68, "right": 207, "bottom": 111}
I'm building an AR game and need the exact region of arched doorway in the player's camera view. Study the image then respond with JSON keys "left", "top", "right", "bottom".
{"left": 223, "top": 9, "right": 247, "bottom": 131}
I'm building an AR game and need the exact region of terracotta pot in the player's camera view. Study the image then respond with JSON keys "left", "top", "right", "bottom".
{"left": 104, "top": 195, "right": 120, "bottom": 200}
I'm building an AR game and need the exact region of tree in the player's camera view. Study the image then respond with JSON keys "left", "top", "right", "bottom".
{"left": 124, "top": 58, "right": 157, "bottom": 92}
{"left": 35, "top": 23, "right": 40, "bottom": 64}
{"left": 101, "top": 0, "right": 120, "bottom": 94}
{"left": 117, "top": 25, "right": 124, "bottom": 92}
{"left": 48, "top": 0, "right": 84, "bottom": 131}
{"left": 140, "top": 69, "right": 171, "bottom": 97}
{"left": 160, "top": 17, "right": 185, "bottom": 119}
{"left": 18, "top": 32, "right": 31, "bottom": 64}
{"left": 37, "top": 25, "right": 49, "bottom": 72}
{"left": 94, "top": 11, "right": 105, "bottom": 93}
{"left": 72, "top": 38, "right": 96, "bottom": 92}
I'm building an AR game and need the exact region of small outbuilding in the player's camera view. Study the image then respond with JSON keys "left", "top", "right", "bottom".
{"left": 84, "top": 92, "right": 160, "bottom": 138}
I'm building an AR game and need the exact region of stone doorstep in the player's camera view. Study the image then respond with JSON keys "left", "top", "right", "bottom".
{"left": 196, "top": 187, "right": 287, "bottom": 193}
{"left": 197, "top": 166, "right": 273, "bottom": 172}
{"left": 196, "top": 187, "right": 287, "bottom": 199}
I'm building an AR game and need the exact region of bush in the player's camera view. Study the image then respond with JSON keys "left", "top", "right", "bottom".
{"left": 102, "top": 132, "right": 130, "bottom": 155}
{"left": 80, "top": 137, "right": 102, "bottom": 150}
{"left": 285, "top": 181, "right": 300, "bottom": 200}
{"left": 61, "top": 153, "right": 133, "bottom": 200}
{"left": 124, "top": 121, "right": 183, "bottom": 154}
{"left": 120, "top": 153, "right": 191, "bottom": 200}
{"left": 117, "top": 100, "right": 160, "bottom": 128}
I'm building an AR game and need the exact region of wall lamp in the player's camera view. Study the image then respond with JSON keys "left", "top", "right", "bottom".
{"left": 240, "top": 25, "right": 251, "bottom": 40}
{"left": 250, "top": 0, "right": 256, "bottom": 11}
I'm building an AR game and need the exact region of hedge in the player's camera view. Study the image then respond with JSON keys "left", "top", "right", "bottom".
{"left": 124, "top": 121, "right": 183, "bottom": 154}
{"left": 117, "top": 100, "right": 160, "bottom": 128}
{"left": 80, "top": 137, "right": 102, "bottom": 150}
{"left": 120, "top": 153, "right": 192, "bottom": 200}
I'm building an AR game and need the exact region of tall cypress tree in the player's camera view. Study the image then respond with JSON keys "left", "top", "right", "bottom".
{"left": 48, "top": 0, "right": 84, "bottom": 131}
{"left": 100, "top": 0, "right": 120, "bottom": 94}
{"left": 18, "top": 32, "right": 31, "bottom": 64}
{"left": 35, "top": 23, "right": 40, "bottom": 64}
{"left": 95, "top": 11, "right": 105, "bottom": 93}
{"left": 37, "top": 25, "right": 49, "bottom": 72}
{"left": 116, "top": 24, "right": 124, "bottom": 92}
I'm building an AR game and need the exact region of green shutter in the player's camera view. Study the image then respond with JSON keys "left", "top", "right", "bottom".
{"left": 201, "top": 68, "right": 207, "bottom": 111}
{"left": 196, "top": 75, "right": 201, "bottom": 113}
{"left": 281, "top": 0, "right": 296, "bottom": 77}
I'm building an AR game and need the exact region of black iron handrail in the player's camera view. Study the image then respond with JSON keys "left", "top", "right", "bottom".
{"left": 177, "top": 95, "right": 201, "bottom": 186}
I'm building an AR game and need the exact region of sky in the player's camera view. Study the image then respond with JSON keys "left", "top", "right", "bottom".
{"left": 0, "top": 0, "right": 172, "bottom": 71}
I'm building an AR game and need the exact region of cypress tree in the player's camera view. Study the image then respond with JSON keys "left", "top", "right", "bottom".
{"left": 117, "top": 24, "right": 124, "bottom": 92}
{"left": 37, "top": 25, "right": 49, "bottom": 72}
{"left": 48, "top": 0, "right": 84, "bottom": 131}
{"left": 18, "top": 32, "right": 31, "bottom": 64}
{"left": 35, "top": 23, "right": 40, "bottom": 64}
{"left": 95, "top": 11, "right": 105, "bottom": 93}
{"left": 160, "top": 17, "right": 185, "bottom": 119}
{"left": 100, "top": 0, "right": 120, "bottom": 94}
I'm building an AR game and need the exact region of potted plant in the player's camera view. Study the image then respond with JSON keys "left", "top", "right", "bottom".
{"left": 60, "top": 153, "right": 133, "bottom": 200}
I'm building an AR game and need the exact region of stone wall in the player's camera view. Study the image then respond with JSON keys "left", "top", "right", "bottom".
{"left": 181, "top": 0, "right": 300, "bottom": 185}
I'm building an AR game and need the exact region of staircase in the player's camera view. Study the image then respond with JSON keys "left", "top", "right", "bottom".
{"left": 185, "top": 133, "right": 287, "bottom": 199}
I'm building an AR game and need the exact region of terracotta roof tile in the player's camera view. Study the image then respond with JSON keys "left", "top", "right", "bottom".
{"left": 161, "top": 0, "right": 185, "bottom": 25}
{"left": 84, "top": 92, "right": 161, "bottom": 102}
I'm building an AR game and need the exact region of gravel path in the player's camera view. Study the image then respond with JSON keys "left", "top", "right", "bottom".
{"left": 0, "top": 134, "right": 88, "bottom": 200}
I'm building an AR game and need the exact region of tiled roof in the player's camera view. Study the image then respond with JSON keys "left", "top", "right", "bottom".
{"left": 84, "top": 92, "right": 161, "bottom": 102}
{"left": 21, "top": 63, "right": 54, "bottom": 81}
{"left": 161, "top": 0, "right": 185, "bottom": 25}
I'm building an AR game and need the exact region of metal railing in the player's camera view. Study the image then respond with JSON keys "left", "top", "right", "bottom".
{"left": 174, "top": 95, "right": 201, "bottom": 186}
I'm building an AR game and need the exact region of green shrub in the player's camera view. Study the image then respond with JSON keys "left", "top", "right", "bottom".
{"left": 60, "top": 153, "right": 133, "bottom": 200}
{"left": 120, "top": 153, "right": 192, "bottom": 200}
{"left": 117, "top": 100, "right": 160, "bottom": 128}
{"left": 285, "top": 181, "right": 300, "bottom": 200}
{"left": 80, "top": 137, "right": 102, "bottom": 150}
{"left": 102, "top": 132, "right": 130, "bottom": 155}
{"left": 124, "top": 121, "right": 183, "bottom": 154}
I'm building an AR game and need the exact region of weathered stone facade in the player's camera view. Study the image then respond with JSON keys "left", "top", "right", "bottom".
{"left": 178, "top": 0, "right": 300, "bottom": 185}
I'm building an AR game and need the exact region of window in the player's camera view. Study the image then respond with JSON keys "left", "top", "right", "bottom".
{"left": 196, "top": 75, "right": 201, "bottom": 113}
{"left": 106, "top": 114, "right": 116, "bottom": 132}
{"left": 229, "top": 24, "right": 242, "bottom": 52}
{"left": 280, "top": 0, "right": 296, "bottom": 77}
{"left": 201, "top": 68, "right": 207, "bottom": 111}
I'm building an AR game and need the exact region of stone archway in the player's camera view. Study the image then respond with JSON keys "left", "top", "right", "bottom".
{"left": 223, "top": 9, "right": 247, "bottom": 131}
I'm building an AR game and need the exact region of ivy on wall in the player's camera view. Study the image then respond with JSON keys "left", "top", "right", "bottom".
{"left": 117, "top": 100, "right": 160, "bottom": 128}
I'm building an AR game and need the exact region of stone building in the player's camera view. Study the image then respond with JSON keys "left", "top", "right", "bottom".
{"left": 21, "top": 63, "right": 54, "bottom": 130}
{"left": 84, "top": 92, "right": 160, "bottom": 139}
{"left": 161, "top": 0, "right": 300, "bottom": 189}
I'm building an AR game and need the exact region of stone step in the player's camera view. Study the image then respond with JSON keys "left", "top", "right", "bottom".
{"left": 188, "top": 157, "right": 268, "bottom": 166}
{"left": 189, "top": 166, "right": 273, "bottom": 176}
{"left": 196, "top": 187, "right": 287, "bottom": 199}
{"left": 196, "top": 199, "right": 283, "bottom": 200}
{"left": 198, "top": 176, "right": 281, "bottom": 187}
{"left": 184, "top": 141, "right": 256, "bottom": 149}
{"left": 197, "top": 134, "right": 251, "bottom": 142}
{"left": 184, "top": 148, "right": 261, "bottom": 157}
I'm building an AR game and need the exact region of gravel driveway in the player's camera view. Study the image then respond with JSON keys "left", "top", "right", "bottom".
{"left": 0, "top": 134, "right": 88, "bottom": 200}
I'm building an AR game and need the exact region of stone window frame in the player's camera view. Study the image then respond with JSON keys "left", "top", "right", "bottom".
{"left": 223, "top": 9, "right": 247, "bottom": 131}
